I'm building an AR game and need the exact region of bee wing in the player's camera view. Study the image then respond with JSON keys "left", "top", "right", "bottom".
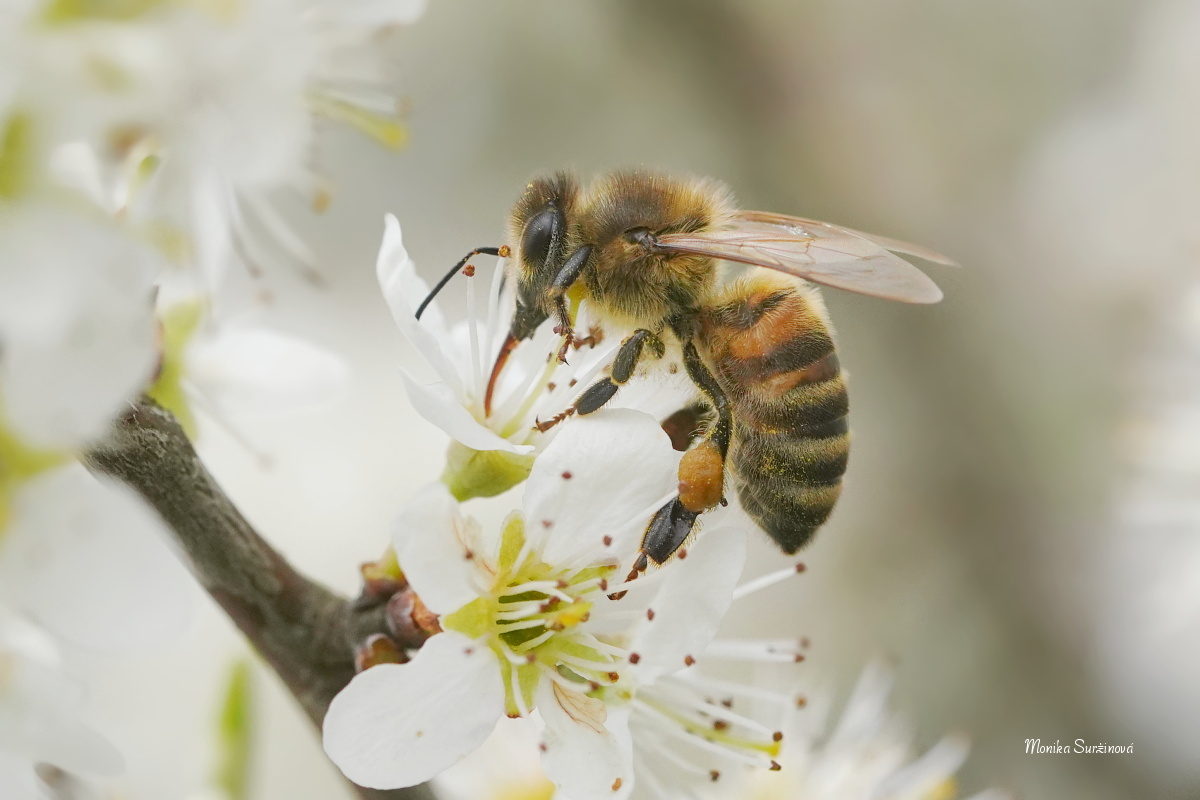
{"left": 738, "top": 211, "right": 959, "bottom": 268}
{"left": 655, "top": 212, "right": 951, "bottom": 304}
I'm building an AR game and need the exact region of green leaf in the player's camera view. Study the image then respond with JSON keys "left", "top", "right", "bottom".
{"left": 215, "top": 660, "right": 255, "bottom": 800}
{"left": 0, "top": 113, "right": 34, "bottom": 201}
{"left": 146, "top": 300, "right": 204, "bottom": 437}
{"left": 42, "top": 0, "right": 166, "bottom": 24}
{"left": 0, "top": 412, "right": 67, "bottom": 535}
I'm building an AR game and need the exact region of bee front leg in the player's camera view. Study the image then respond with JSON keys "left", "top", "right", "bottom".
{"left": 574, "top": 329, "right": 665, "bottom": 415}
{"left": 548, "top": 244, "right": 594, "bottom": 363}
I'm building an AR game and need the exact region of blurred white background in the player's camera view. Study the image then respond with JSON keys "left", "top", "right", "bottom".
{"left": 64, "top": 1, "right": 1200, "bottom": 798}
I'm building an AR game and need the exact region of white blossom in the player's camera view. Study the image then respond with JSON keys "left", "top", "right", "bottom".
{"left": 0, "top": 463, "right": 193, "bottom": 652}
{"left": 752, "top": 664, "right": 1004, "bottom": 800}
{"left": 323, "top": 410, "right": 785, "bottom": 798}
{"left": 375, "top": 214, "right": 693, "bottom": 499}
{"left": 149, "top": 297, "right": 349, "bottom": 441}
{"left": 0, "top": 609, "right": 124, "bottom": 799}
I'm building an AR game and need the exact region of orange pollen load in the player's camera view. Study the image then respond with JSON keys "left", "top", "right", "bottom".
{"left": 677, "top": 441, "right": 725, "bottom": 512}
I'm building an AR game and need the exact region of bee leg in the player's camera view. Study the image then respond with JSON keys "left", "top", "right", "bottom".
{"left": 574, "top": 329, "right": 665, "bottom": 416}
{"left": 548, "top": 244, "right": 594, "bottom": 362}
{"left": 642, "top": 498, "right": 700, "bottom": 567}
{"left": 680, "top": 340, "right": 732, "bottom": 459}
{"left": 632, "top": 342, "right": 732, "bottom": 571}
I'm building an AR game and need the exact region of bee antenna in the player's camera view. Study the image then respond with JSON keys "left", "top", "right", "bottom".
{"left": 415, "top": 245, "right": 509, "bottom": 320}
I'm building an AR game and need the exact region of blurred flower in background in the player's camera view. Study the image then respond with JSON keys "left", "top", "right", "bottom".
{"left": 3, "top": 0, "right": 1199, "bottom": 798}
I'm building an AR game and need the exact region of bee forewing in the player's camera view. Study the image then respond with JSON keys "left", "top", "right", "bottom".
{"left": 656, "top": 215, "right": 945, "bottom": 304}
{"left": 738, "top": 211, "right": 959, "bottom": 268}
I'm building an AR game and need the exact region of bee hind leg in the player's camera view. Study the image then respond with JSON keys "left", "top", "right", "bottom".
{"left": 627, "top": 342, "right": 734, "bottom": 575}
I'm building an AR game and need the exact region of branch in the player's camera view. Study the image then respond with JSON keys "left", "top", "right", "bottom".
{"left": 84, "top": 398, "right": 435, "bottom": 800}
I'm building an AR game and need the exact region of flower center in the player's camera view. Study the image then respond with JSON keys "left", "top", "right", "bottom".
{"left": 441, "top": 513, "right": 622, "bottom": 717}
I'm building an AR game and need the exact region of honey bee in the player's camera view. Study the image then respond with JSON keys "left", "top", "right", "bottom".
{"left": 454, "top": 171, "right": 953, "bottom": 570}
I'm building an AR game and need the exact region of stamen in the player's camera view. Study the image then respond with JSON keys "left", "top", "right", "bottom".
{"left": 637, "top": 732, "right": 716, "bottom": 779}
{"left": 241, "top": 192, "right": 323, "bottom": 284}
{"left": 671, "top": 673, "right": 796, "bottom": 706}
{"left": 510, "top": 629, "right": 555, "bottom": 652}
{"left": 483, "top": 258, "right": 506, "bottom": 385}
{"left": 558, "top": 652, "right": 620, "bottom": 674}
{"left": 702, "top": 639, "right": 806, "bottom": 663}
{"left": 503, "top": 580, "right": 576, "bottom": 604}
{"left": 632, "top": 698, "right": 776, "bottom": 766}
{"left": 466, "top": 264, "right": 484, "bottom": 411}
{"left": 650, "top": 682, "right": 777, "bottom": 736}
{"left": 181, "top": 379, "right": 273, "bottom": 468}
{"left": 731, "top": 563, "right": 807, "bottom": 602}
{"left": 509, "top": 662, "right": 531, "bottom": 717}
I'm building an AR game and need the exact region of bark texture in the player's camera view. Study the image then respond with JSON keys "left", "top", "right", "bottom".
{"left": 85, "top": 398, "right": 435, "bottom": 800}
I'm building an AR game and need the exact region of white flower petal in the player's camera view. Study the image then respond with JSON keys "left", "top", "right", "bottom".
{"left": 323, "top": 631, "right": 504, "bottom": 789}
{"left": 0, "top": 465, "right": 194, "bottom": 651}
{"left": 0, "top": 613, "right": 123, "bottom": 777}
{"left": 391, "top": 484, "right": 486, "bottom": 615}
{"left": 0, "top": 206, "right": 159, "bottom": 449}
{"left": 187, "top": 325, "right": 350, "bottom": 415}
{"left": 376, "top": 215, "right": 464, "bottom": 394}
{"left": 403, "top": 375, "right": 533, "bottom": 455}
{"left": 523, "top": 410, "right": 680, "bottom": 566}
{"left": 629, "top": 525, "right": 747, "bottom": 678}
{"left": 536, "top": 680, "right": 633, "bottom": 800}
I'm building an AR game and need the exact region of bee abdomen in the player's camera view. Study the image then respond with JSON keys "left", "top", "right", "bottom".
{"left": 731, "top": 419, "right": 848, "bottom": 553}
{"left": 703, "top": 280, "right": 850, "bottom": 553}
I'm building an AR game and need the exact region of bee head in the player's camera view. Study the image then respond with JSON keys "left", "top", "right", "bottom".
{"left": 507, "top": 173, "right": 580, "bottom": 340}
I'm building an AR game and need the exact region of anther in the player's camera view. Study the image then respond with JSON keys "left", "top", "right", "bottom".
{"left": 462, "top": 264, "right": 476, "bottom": 277}
{"left": 684, "top": 655, "right": 696, "bottom": 666}
{"left": 793, "top": 654, "right": 805, "bottom": 663}
{"left": 678, "top": 548, "right": 688, "bottom": 560}
{"left": 795, "top": 695, "right": 807, "bottom": 708}
{"left": 795, "top": 562, "right": 807, "bottom": 573}
{"left": 712, "top": 720, "right": 729, "bottom": 731}
{"left": 562, "top": 471, "right": 573, "bottom": 479}
{"left": 629, "top": 653, "right": 641, "bottom": 665}
{"left": 710, "top": 771, "right": 720, "bottom": 782}
{"left": 542, "top": 520, "right": 553, "bottom": 529}
{"left": 611, "top": 779, "right": 622, "bottom": 792}
{"left": 603, "top": 535, "right": 613, "bottom": 546}
{"left": 772, "top": 731, "right": 783, "bottom": 742}
{"left": 646, "top": 609, "right": 655, "bottom": 621}
{"left": 498, "top": 245, "right": 512, "bottom": 257}
{"left": 769, "top": 761, "right": 782, "bottom": 772}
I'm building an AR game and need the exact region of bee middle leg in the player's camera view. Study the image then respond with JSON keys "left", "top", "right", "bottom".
{"left": 574, "top": 329, "right": 665, "bottom": 415}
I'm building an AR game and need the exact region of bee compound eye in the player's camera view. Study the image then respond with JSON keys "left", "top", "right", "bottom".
{"left": 521, "top": 206, "right": 562, "bottom": 268}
